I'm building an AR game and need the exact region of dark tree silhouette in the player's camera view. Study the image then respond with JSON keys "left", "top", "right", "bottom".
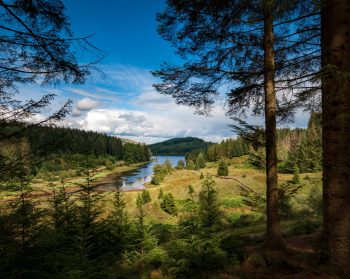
{"left": 321, "top": 0, "right": 350, "bottom": 276}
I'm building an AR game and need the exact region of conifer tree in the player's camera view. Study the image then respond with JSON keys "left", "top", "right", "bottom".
{"left": 217, "top": 160, "right": 229, "bottom": 176}
{"left": 186, "top": 160, "right": 195, "bottom": 170}
{"left": 196, "top": 153, "right": 206, "bottom": 169}
{"left": 176, "top": 159, "right": 185, "bottom": 170}
{"left": 198, "top": 176, "right": 221, "bottom": 228}
{"left": 321, "top": 0, "right": 350, "bottom": 274}
{"left": 160, "top": 193, "right": 177, "bottom": 216}
{"left": 141, "top": 189, "right": 152, "bottom": 204}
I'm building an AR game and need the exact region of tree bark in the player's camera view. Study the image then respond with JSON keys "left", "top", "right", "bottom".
{"left": 322, "top": 0, "right": 350, "bottom": 276}
{"left": 263, "top": 0, "right": 286, "bottom": 250}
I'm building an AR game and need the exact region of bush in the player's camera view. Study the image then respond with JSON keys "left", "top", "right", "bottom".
{"left": 306, "top": 178, "right": 323, "bottom": 217}
{"left": 196, "top": 153, "right": 206, "bottom": 169}
{"left": 217, "top": 160, "right": 229, "bottom": 176}
{"left": 176, "top": 160, "right": 185, "bottom": 170}
{"left": 227, "top": 213, "right": 264, "bottom": 228}
{"left": 105, "top": 160, "right": 115, "bottom": 171}
{"left": 164, "top": 237, "right": 228, "bottom": 279}
{"left": 288, "top": 217, "right": 321, "bottom": 236}
{"left": 151, "top": 162, "right": 173, "bottom": 185}
{"left": 160, "top": 193, "right": 177, "bottom": 216}
{"left": 220, "top": 235, "right": 246, "bottom": 263}
{"left": 141, "top": 189, "right": 151, "bottom": 204}
{"left": 158, "top": 188, "right": 163, "bottom": 199}
{"left": 222, "top": 197, "right": 244, "bottom": 209}
{"left": 186, "top": 159, "right": 195, "bottom": 170}
{"left": 151, "top": 172, "right": 163, "bottom": 185}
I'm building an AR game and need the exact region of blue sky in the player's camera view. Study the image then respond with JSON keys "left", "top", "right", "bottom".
{"left": 18, "top": 0, "right": 309, "bottom": 144}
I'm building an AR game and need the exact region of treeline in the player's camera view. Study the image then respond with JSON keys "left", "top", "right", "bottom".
{"left": 185, "top": 113, "right": 322, "bottom": 174}
{"left": 0, "top": 123, "right": 151, "bottom": 179}
{"left": 247, "top": 113, "right": 322, "bottom": 173}
{"left": 206, "top": 138, "right": 250, "bottom": 161}
{"left": 26, "top": 125, "right": 151, "bottom": 163}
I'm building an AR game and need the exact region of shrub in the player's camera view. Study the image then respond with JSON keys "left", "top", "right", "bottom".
{"left": 141, "top": 190, "right": 151, "bottom": 204}
{"left": 217, "top": 160, "right": 229, "bottom": 176}
{"left": 105, "top": 160, "right": 114, "bottom": 171}
{"left": 291, "top": 165, "right": 300, "bottom": 184}
{"left": 151, "top": 162, "right": 173, "bottom": 185}
{"left": 164, "top": 159, "right": 173, "bottom": 173}
{"left": 176, "top": 160, "right": 185, "bottom": 170}
{"left": 186, "top": 159, "right": 195, "bottom": 170}
{"left": 227, "top": 213, "right": 265, "bottom": 228}
{"left": 196, "top": 153, "right": 206, "bottom": 169}
{"left": 160, "top": 193, "right": 177, "bottom": 216}
{"left": 164, "top": 237, "right": 228, "bottom": 278}
{"left": 158, "top": 188, "right": 163, "bottom": 199}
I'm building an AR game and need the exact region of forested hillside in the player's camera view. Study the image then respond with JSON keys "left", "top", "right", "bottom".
{"left": 0, "top": 122, "right": 151, "bottom": 177}
{"left": 186, "top": 113, "right": 322, "bottom": 173}
{"left": 149, "top": 137, "right": 213, "bottom": 155}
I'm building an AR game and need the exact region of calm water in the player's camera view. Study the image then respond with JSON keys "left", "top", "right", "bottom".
{"left": 118, "top": 156, "right": 184, "bottom": 190}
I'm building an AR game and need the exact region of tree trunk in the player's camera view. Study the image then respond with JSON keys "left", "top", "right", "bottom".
{"left": 263, "top": 0, "right": 286, "bottom": 250}
{"left": 322, "top": 0, "right": 350, "bottom": 276}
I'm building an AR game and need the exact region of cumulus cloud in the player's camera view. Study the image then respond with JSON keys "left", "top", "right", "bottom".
{"left": 71, "top": 97, "right": 100, "bottom": 117}
{"left": 76, "top": 98, "right": 100, "bottom": 111}
{"left": 67, "top": 100, "right": 234, "bottom": 144}
{"left": 18, "top": 64, "right": 309, "bottom": 144}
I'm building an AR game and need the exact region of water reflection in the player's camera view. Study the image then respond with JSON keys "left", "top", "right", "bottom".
{"left": 119, "top": 156, "right": 184, "bottom": 190}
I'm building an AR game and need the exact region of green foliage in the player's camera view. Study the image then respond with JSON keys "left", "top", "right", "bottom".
{"left": 164, "top": 237, "right": 228, "bottom": 279}
{"left": 291, "top": 165, "right": 300, "bottom": 184}
{"left": 151, "top": 162, "right": 173, "bottom": 185}
{"left": 198, "top": 176, "right": 222, "bottom": 227}
{"left": 217, "top": 160, "right": 229, "bottom": 176}
{"left": 164, "top": 159, "right": 173, "bottom": 173}
{"left": 241, "top": 188, "right": 266, "bottom": 214}
{"left": 227, "top": 212, "right": 265, "bottom": 228}
{"left": 160, "top": 193, "right": 177, "bottom": 216}
{"left": 247, "top": 149, "right": 266, "bottom": 170}
{"left": 221, "top": 197, "right": 245, "bottom": 209}
{"left": 158, "top": 188, "right": 164, "bottom": 199}
{"left": 305, "top": 178, "right": 323, "bottom": 217}
{"left": 0, "top": 124, "right": 151, "bottom": 179}
{"left": 123, "top": 142, "right": 151, "bottom": 164}
{"left": 206, "top": 137, "right": 249, "bottom": 161}
{"left": 196, "top": 152, "right": 206, "bottom": 169}
{"left": 284, "top": 113, "right": 322, "bottom": 173}
{"left": 149, "top": 137, "right": 213, "bottom": 156}
{"left": 186, "top": 159, "right": 195, "bottom": 170}
{"left": 176, "top": 159, "right": 185, "bottom": 169}
{"left": 277, "top": 172, "right": 304, "bottom": 219}
{"left": 141, "top": 189, "right": 152, "bottom": 204}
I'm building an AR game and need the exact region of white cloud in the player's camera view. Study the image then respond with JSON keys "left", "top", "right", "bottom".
{"left": 68, "top": 88, "right": 119, "bottom": 101}
{"left": 67, "top": 99, "right": 234, "bottom": 144}
{"left": 15, "top": 65, "right": 310, "bottom": 144}
{"left": 76, "top": 98, "right": 100, "bottom": 111}
{"left": 71, "top": 97, "right": 100, "bottom": 117}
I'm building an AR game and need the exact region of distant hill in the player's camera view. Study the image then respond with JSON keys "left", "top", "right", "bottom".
{"left": 149, "top": 137, "right": 213, "bottom": 156}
